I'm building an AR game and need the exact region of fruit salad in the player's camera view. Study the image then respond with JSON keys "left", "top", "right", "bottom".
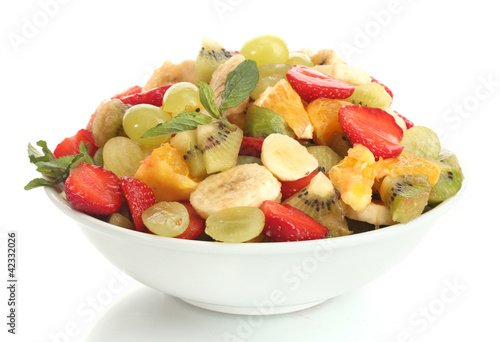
{"left": 26, "top": 34, "right": 464, "bottom": 243}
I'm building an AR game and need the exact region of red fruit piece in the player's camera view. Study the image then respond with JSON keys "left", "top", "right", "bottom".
{"left": 286, "top": 65, "right": 355, "bottom": 103}
{"left": 370, "top": 76, "right": 393, "bottom": 99}
{"left": 120, "top": 85, "right": 173, "bottom": 107}
{"left": 54, "top": 129, "right": 98, "bottom": 158}
{"left": 394, "top": 110, "right": 414, "bottom": 129}
{"left": 280, "top": 171, "right": 319, "bottom": 200}
{"left": 260, "top": 201, "right": 329, "bottom": 242}
{"left": 339, "top": 105, "right": 404, "bottom": 159}
{"left": 239, "top": 136, "right": 264, "bottom": 158}
{"left": 65, "top": 163, "right": 122, "bottom": 216}
{"left": 175, "top": 202, "right": 205, "bottom": 240}
{"left": 111, "top": 85, "right": 143, "bottom": 100}
{"left": 120, "top": 176, "right": 156, "bottom": 232}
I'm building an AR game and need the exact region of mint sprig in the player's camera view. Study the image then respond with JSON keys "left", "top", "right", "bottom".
{"left": 143, "top": 59, "right": 259, "bottom": 137}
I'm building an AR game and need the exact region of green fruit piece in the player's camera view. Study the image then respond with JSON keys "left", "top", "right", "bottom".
{"left": 317, "top": 213, "right": 352, "bottom": 238}
{"left": 250, "top": 74, "right": 284, "bottom": 100}
{"left": 205, "top": 206, "right": 265, "bottom": 243}
{"left": 142, "top": 201, "right": 190, "bottom": 237}
{"left": 400, "top": 126, "right": 441, "bottom": 160}
{"left": 380, "top": 175, "right": 431, "bottom": 223}
{"left": 103, "top": 137, "right": 147, "bottom": 178}
{"left": 170, "top": 129, "right": 207, "bottom": 179}
{"left": 197, "top": 120, "right": 243, "bottom": 174}
{"left": 345, "top": 82, "right": 392, "bottom": 109}
{"left": 243, "top": 104, "right": 294, "bottom": 138}
{"left": 438, "top": 150, "right": 461, "bottom": 169}
{"left": 287, "top": 52, "right": 314, "bottom": 67}
{"left": 236, "top": 155, "right": 263, "bottom": 166}
{"left": 258, "top": 63, "right": 292, "bottom": 79}
{"left": 108, "top": 212, "right": 134, "bottom": 230}
{"left": 195, "top": 36, "right": 234, "bottom": 84}
{"left": 428, "top": 161, "right": 463, "bottom": 205}
{"left": 123, "top": 104, "right": 172, "bottom": 147}
{"left": 306, "top": 145, "right": 342, "bottom": 173}
{"left": 284, "top": 172, "right": 345, "bottom": 220}
{"left": 240, "top": 34, "right": 289, "bottom": 66}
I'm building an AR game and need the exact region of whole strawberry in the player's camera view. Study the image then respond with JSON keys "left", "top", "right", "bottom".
{"left": 120, "top": 176, "right": 156, "bottom": 231}
{"left": 65, "top": 163, "right": 122, "bottom": 215}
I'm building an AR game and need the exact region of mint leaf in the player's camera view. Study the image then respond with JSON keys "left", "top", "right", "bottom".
{"left": 219, "top": 60, "right": 259, "bottom": 112}
{"left": 197, "top": 81, "right": 221, "bottom": 119}
{"left": 79, "top": 142, "right": 95, "bottom": 165}
{"left": 142, "top": 111, "right": 213, "bottom": 137}
{"left": 24, "top": 178, "right": 60, "bottom": 190}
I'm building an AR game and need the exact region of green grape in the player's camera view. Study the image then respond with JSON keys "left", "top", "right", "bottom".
{"left": 240, "top": 34, "right": 289, "bottom": 66}
{"left": 142, "top": 202, "right": 190, "bottom": 237}
{"left": 258, "top": 63, "right": 292, "bottom": 79}
{"left": 287, "top": 52, "right": 314, "bottom": 67}
{"left": 250, "top": 74, "right": 284, "bottom": 100}
{"left": 162, "top": 82, "right": 201, "bottom": 116}
{"left": 123, "top": 104, "right": 171, "bottom": 147}
{"left": 205, "top": 206, "right": 265, "bottom": 243}
{"left": 103, "top": 137, "right": 147, "bottom": 178}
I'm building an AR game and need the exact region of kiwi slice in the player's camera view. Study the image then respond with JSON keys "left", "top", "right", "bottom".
{"left": 195, "top": 36, "right": 234, "bottom": 84}
{"left": 243, "top": 104, "right": 294, "bottom": 138}
{"left": 317, "top": 213, "right": 352, "bottom": 238}
{"left": 438, "top": 150, "right": 461, "bottom": 169}
{"left": 400, "top": 126, "right": 441, "bottom": 160}
{"left": 284, "top": 172, "right": 345, "bottom": 220}
{"left": 428, "top": 161, "right": 463, "bottom": 205}
{"left": 170, "top": 129, "right": 207, "bottom": 179}
{"left": 307, "top": 145, "right": 342, "bottom": 173}
{"left": 380, "top": 175, "right": 431, "bottom": 223}
{"left": 345, "top": 83, "right": 392, "bottom": 109}
{"left": 196, "top": 121, "right": 243, "bottom": 174}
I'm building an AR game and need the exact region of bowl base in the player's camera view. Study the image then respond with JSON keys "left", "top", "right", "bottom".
{"left": 179, "top": 298, "right": 327, "bottom": 315}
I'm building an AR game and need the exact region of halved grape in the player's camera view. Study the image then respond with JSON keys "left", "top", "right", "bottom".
{"left": 287, "top": 52, "right": 313, "bottom": 67}
{"left": 205, "top": 206, "right": 265, "bottom": 243}
{"left": 258, "top": 63, "right": 292, "bottom": 79}
{"left": 103, "top": 136, "right": 147, "bottom": 177}
{"left": 240, "top": 34, "right": 289, "bottom": 66}
{"left": 250, "top": 74, "right": 284, "bottom": 100}
{"left": 162, "top": 82, "right": 201, "bottom": 117}
{"left": 142, "top": 202, "right": 190, "bottom": 237}
{"left": 123, "top": 104, "right": 171, "bottom": 146}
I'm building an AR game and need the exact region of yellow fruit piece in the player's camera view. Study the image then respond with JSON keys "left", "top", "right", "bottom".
{"left": 330, "top": 145, "right": 441, "bottom": 212}
{"left": 134, "top": 143, "right": 198, "bottom": 202}
{"left": 329, "top": 144, "right": 376, "bottom": 212}
{"left": 254, "top": 79, "right": 313, "bottom": 139}
{"left": 306, "top": 98, "right": 351, "bottom": 145}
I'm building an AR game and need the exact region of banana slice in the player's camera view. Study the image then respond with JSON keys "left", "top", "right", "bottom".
{"left": 92, "top": 99, "right": 130, "bottom": 147}
{"left": 189, "top": 163, "right": 281, "bottom": 219}
{"left": 314, "top": 64, "right": 371, "bottom": 86}
{"left": 143, "top": 60, "right": 196, "bottom": 91}
{"left": 261, "top": 133, "right": 318, "bottom": 181}
{"left": 345, "top": 201, "right": 395, "bottom": 227}
{"left": 311, "top": 49, "right": 346, "bottom": 65}
{"left": 209, "top": 54, "right": 250, "bottom": 116}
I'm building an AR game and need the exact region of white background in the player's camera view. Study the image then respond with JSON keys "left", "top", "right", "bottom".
{"left": 1, "top": 0, "right": 499, "bottom": 341}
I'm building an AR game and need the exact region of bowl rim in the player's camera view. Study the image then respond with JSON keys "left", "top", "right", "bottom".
{"left": 44, "top": 182, "right": 464, "bottom": 255}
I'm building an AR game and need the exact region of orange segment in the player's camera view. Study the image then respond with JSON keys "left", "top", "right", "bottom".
{"left": 254, "top": 79, "right": 313, "bottom": 139}
{"left": 134, "top": 143, "right": 198, "bottom": 202}
{"left": 330, "top": 145, "right": 441, "bottom": 212}
{"left": 306, "top": 98, "right": 351, "bottom": 145}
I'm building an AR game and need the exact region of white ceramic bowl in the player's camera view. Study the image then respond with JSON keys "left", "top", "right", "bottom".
{"left": 45, "top": 185, "right": 462, "bottom": 315}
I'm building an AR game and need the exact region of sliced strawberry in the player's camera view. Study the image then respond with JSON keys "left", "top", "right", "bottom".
{"left": 370, "top": 76, "right": 393, "bottom": 99}
{"left": 65, "top": 163, "right": 122, "bottom": 216}
{"left": 339, "top": 105, "right": 404, "bottom": 159}
{"left": 239, "top": 136, "right": 264, "bottom": 158}
{"left": 280, "top": 171, "right": 319, "bottom": 200}
{"left": 286, "top": 65, "right": 355, "bottom": 103}
{"left": 175, "top": 202, "right": 205, "bottom": 240}
{"left": 120, "top": 85, "right": 173, "bottom": 107}
{"left": 120, "top": 176, "right": 156, "bottom": 232}
{"left": 260, "top": 200, "right": 329, "bottom": 242}
{"left": 54, "top": 129, "right": 98, "bottom": 158}
{"left": 394, "top": 110, "right": 414, "bottom": 129}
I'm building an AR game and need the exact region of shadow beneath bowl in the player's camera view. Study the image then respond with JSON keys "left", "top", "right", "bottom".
{"left": 84, "top": 285, "right": 377, "bottom": 342}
